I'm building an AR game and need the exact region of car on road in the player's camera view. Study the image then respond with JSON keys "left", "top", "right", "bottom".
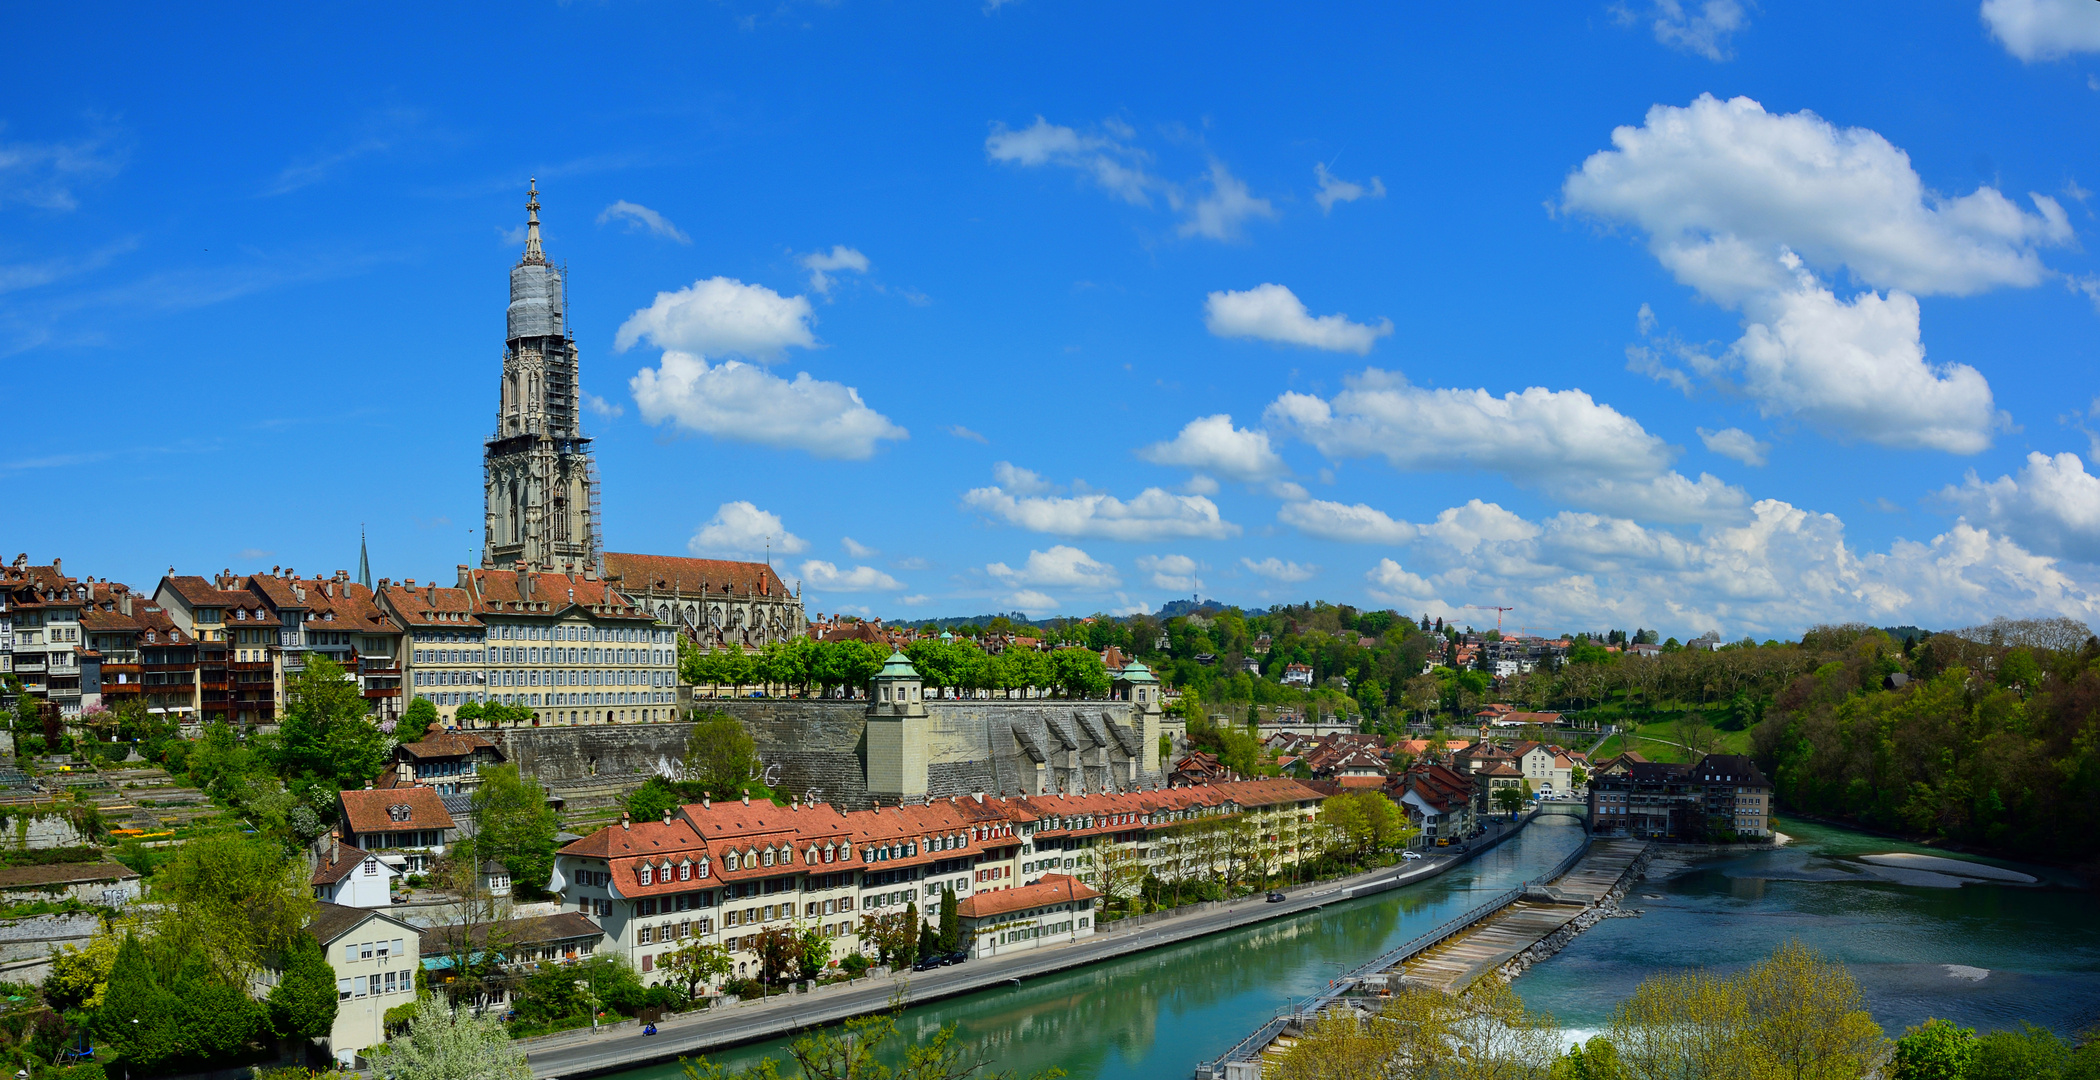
{"left": 940, "top": 951, "right": 967, "bottom": 966}
{"left": 912, "top": 956, "right": 942, "bottom": 971}
{"left": 1266, "top": 891, "right": 1287, "bottom": 903}
{"left": 1401, "top": 851, "right": 1423, "bottom": 861}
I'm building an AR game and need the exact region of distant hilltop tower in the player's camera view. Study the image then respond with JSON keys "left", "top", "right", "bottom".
{"left": 483, "top": 180, "right": 600, "bottom": 574}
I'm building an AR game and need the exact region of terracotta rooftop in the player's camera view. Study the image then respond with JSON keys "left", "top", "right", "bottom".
{"left": 602, "top": 552, "right": 789, "bottom": 599}
{"left": 956, "top": 873, "right": 1098, "bottom": 919}
{"left": 340, "top": 786, "right": 457, "bottom": 835}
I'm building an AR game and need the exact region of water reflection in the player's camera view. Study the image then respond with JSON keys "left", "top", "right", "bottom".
{"left": 603, "top": 819, "right": 1588, "bottom": 1080}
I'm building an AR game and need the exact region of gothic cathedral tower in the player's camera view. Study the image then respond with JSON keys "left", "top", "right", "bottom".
{"left": 483, "top": 181, "right": 600, "bottom": 573}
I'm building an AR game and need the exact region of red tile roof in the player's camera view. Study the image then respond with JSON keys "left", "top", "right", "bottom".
{"left": 339, "top": 787, "right": 456, "bottom": 835}
{"left": 956, "top": 873, "right": 1098, "bottom": 919}
{"left": 312, "top": 839, "right": 392, "bottom": 886}
{"left": 601, "top": 552, "right": 788, "bottom": 599}
{"left": 460, "top": 568, "right": 652, "bottom": 621}
{"left": 397, "top": 732, "right": 502, "bottom": 761}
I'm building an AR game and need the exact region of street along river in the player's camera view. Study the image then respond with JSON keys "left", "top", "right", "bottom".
{"left": 595, "top": 816, "right": 2096, "bottom": 1079}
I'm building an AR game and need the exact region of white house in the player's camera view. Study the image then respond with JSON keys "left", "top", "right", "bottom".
{"left": 311, "top": 837, "right": 399, "bottom": 908}
{"left": 956, "top": 873, "right": 1098, "bottom": 959}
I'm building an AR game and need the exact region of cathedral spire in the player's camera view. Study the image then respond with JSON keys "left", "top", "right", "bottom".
{"left": 358, "top": 527, "right": 372, "bottom": 590}
{"left": 522, "top": 178, "right": 545, "bottom": 265}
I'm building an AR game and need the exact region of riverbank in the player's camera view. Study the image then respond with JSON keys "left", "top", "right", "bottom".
{"left": 525, "top": 814, "right": 1541, "bottom": 1078}
{"left": 1777, "top": 809, "right": 2099, "bottom": 881}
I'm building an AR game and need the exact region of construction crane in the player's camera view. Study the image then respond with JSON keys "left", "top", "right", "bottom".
{"left": 1468, "top": 604, "right": 1515, "bottom": 633}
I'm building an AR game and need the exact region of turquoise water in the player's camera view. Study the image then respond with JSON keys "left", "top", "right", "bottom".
{"left": 597, "top": 816, "right": 2097, "bottom": 1079}
{"left": 1517, "top": 817, "right": 2100, "bottom": 1039}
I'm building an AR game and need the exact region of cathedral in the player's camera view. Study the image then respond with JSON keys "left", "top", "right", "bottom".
{"left": 481, "top": 183, "right": 807, "bottom": 651}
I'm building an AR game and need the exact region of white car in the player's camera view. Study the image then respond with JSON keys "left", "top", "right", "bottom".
{"left": 1401, "top": 851, "right": 1424, "bottom": 861}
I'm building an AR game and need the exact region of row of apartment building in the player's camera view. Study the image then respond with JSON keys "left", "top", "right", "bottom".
{"left": 551, "top": 777, "right": 1328, "bottom": 986}
{"left": 1, "top": 556, "right": 687, "bottom": 729}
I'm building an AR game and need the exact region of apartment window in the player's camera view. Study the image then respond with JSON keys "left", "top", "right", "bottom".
{"left": 338, "top": 978, "right": 354, "bottom": 1001}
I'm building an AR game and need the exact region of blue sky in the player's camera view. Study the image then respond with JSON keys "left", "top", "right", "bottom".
{"left": 8, "top": 0, "right": 2100, "bottom": 638}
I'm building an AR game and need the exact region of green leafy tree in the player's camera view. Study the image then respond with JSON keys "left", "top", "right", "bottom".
{"left": 1974, "top": 1023, "right": 2076, "bottom": 1080}
{"left": 661, "top": 939, "right": 734, "bottom": 1000}
{"left": 1048, "top": 648, "right": 1109, "bottom": 698}
{"left": 938, "top": 887, "right": 960, "bottom": 954}
{"left": 278, "top": 655, "right": 390, "bottom": 788}
{"left": 685, "top": 713, "right": 762, "bottom": 796}
{"left": 1890, "top": 1019, "right": 1975, "bottom": 1080}
{"left": 397, "top": 696, "right": 439, "bottom": 744}
{"left": 94, "top": 934, "right": 187, "bottom": 1071}
{"left": 797, "top": 928, "right": 833, "bottom": 981}
{"left": 155, "top": 829, "right": 316, "bottom": 984}
{"left": 375, "top": 992, "right": 533, "bottom": 1080}
{"left": 43, "top": 923, "right": 124, "bottom": 1010}
{"left": 467, "top": 764, "right": 558, "bottom": 892}
{"left": 1493, "top": 786, "right": 1526, "bottom": 818}
{"left": 267, "top": 933, "right": 340, "bottom": 1040}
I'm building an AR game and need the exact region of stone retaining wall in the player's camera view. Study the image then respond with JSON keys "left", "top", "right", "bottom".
{"left": 490, "top": 699, "right": 1160, "bottom": 811}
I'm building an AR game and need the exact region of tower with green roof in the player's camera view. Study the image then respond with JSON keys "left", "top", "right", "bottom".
{"left": 1112, "top": 658, "right": 1166, "bottom": 777}
{"left": 867, "top": 650, "right": 928, "bottom": 802}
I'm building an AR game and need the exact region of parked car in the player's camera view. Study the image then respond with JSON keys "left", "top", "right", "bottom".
{"left": 940, "top": 951, "right": 966, "bottom": 966}
{"left": 1266, "top": 891, "right": 1287, "bottom": 903}
{"left": 912, "top": 956, "right": 942, "bottom": 971}
{"left": 1401, "top": 851, "right": 1423, "bottom": 861}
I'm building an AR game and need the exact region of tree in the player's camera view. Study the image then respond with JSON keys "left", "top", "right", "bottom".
{"left": 937, "top": 887, "right": 960, "bottom": 954}
{"left": 1891, "top": 1019, "right": 1976, "bottom": 1080}
{"left": 94, "top": 934, "right": 185, "bottom": 1071}
{"left": 278, "top": 655, "right": 391, "bottom": 788}
{"left": 155, "top": 829, "right": 315, "bottom": 984}
{"left": 267, "top": 933, "right": 340, "bottom": 1041}
{"left": 468, "top": 764, "right": 558, "bottom": 892}
{"left": 1048, "top": 648, "right": 1109, "bottom": 698}
{"left": 661, "top": 939, "right": 733, "bottom": 1000}
{"left": 797, "top": 928, "right": 832, "bottom": 982}
{"left": 754, "top": 925, "right": 802, "bottom": 986}
{"left": 375, "top": 992, "right": 534, "bottom": 1080}
{"left": 1403, "top": 673, "right": 1442, "bottom": 723}
{"left": 1493, "top": 787, "right": 1526, "bottom": 818}
{"left": 685, "top": 713, "right": 761, "bottom": 796}
{"left": 95, "top": 933, "right": 264, "bottom": 1073}
{"left": 44, "top": 923, "right": 124, "bottom": 1010}
{"left": 398, "top": 696, "right": 439, "bottom": 744}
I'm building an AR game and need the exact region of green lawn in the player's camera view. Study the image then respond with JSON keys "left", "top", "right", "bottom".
{"left": 1590, "top": 720, "right": 1752, "bottom": 765}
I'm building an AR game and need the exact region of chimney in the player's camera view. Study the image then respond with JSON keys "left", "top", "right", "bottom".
{"left": 53, "top": 557, "right": 61, "bottom": 575}
{"left": 426, "top": 585, "right": 436, "bottom": 606}
{"left": 741, "top": 793, "right": 750, "bottom": 805}
{"left": 703, "top": 796, "right": 710, "bottom": 809}
{"left": 329, "top": 834, "right": 338, "bottom": 863}
{"left": 662, "top": 808, "right": 672, "bottom": 825}
{"left": 621, "top": 811, "right": 631, "bottom": 830}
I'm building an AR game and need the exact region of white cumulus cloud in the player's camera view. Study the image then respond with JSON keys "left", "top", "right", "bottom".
{"left": 797, "top": 560, "right": 903, "bottom": 592}
{"left": 1944, "top": 451, "right": 2100, "bottom": 563}
{"left": 1137, "top": 414, "right": 1288, "bottom": 482}
{"left": 630, "top": 351, "right": 907, "bottom": 460}
{"left": 1314, "top": 162, "right": 1385, "bottom": 213}
{"left": 992, "top": 461, "right": 1056, "bottom": 496}
{"left": 1265, "top": 369, "right": 1747, "bottom": 523}
{"left": 597, "top": 200, "right": 690, "bottom": 243}
{"left": 1562, "top": 94, "right": 2071, "bottom": 303}
{"left": 614, "top": 277, "right": 817, "bottom": 360}
{"left": 800, "top": 245, "right": 871, "bottom": 296}
{"left": 1734, "top": 274, "right": 2003, "bottom": 453}
{"left": 1242, "top": 557, "right": 1317, "bottom": 583}
{"left": 1613, "top": 0, "right": 1750, "bottom": 60}
{"left": 1365, "top": 559, "right": 1441, "bottom": 607}
{"left": 1279, "top": 499, "right": 1415, "bottom": 544}
{"left": 963, "top": 476, "right": 1240, "bottom": 541}
{"left": 841, "top": 537, "right": 878, "bottom": 559}
{"left": 689, "top": 501, "right": 809, "bottom": 559}
{"left": 1982, "top": 0, "right": 2100, "bottom": 61}
{"left": 1135, "top": 554, "right": 1203, "bottom": 592}
{"left": 1204, "top": 284, "right": 1392, "bottom": 354}
{"left": 1699, "top": 426, "right": 1769, "bottom": 466}
{"left": 1005, "top": 590, "right": 1060, "bottom": 615}
{"left": 987, "top": 545, "right": 1121, "bottom": 589}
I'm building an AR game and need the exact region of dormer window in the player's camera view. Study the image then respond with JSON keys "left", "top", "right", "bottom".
{"left": 696, "top": 856, "right": 710, "bottom": 878}
{"left": 823, "top": 844, "right": 835, "bottom": 863}
{"left": 725, "top": 852, "right": 739, "bottom": 871}
{"left": 679, "top": 861, "right": 691, "bottom": 881}
{"left": 761, "top": 849, "right": 774, "bottom": 867}
{"left": 640, "top": 865, "right": 654, "bottom": 886}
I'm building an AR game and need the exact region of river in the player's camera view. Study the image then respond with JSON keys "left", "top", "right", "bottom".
{"left": 596, "top": 815, "right": 2097, "bottom": 1080}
